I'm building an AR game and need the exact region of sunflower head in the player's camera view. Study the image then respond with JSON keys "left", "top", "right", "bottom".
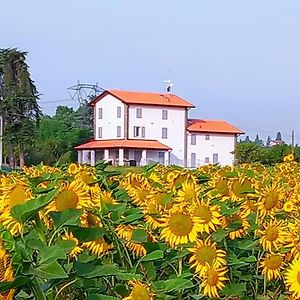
{"left": 123, "top": 281, "right": 154, "bottom": 300}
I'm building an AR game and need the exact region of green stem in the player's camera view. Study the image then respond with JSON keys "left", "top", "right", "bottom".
{"left": 178, "top": 257, "right": 183, "bottom": 300}
{"left": 30, "top": 277, "right": 47, "bottom": 300}
{"left": 35, "top": 215, "right": 47, "bottom": 244}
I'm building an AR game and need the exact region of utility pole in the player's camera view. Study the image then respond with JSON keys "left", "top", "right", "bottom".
{"left": 291, "top": 130, "right": 295, "bottom": 155}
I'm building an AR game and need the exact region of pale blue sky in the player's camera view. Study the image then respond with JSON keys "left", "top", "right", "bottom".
{"left": 1, "top": 0, "right": 300, "bottom": 143}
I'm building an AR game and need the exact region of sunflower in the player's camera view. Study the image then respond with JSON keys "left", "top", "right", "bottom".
{"left": 62, "top": 232, "right": 83, "bottom": 258}
{"left": 160, "top": 207, "right": 202, "bottom": 248}
{"left": 83, "top": 238, "right": 113, "bottom": 256}
{"left": 284, "top": 154, "right": 295, "bottom": 162}
{"left": 115, "top": 225, "right": 147, "bottom": 257}
{"left": 123, "top": 281, "right": 154, "bottom": 300}
{"left": 142, "top": 202, "right": 164, "bottom": 229}
{"left": 75, "top": 167, "right": 97, "bottom": 186}
{"left": 176, "top": 181, "right": 201, "bottom": 203}
{"left": 222, "top": 211, "right": 250, "bottom": 240}
{"left": 284, "top": 201, "right": 295, "bottom": 213}
{"left": 67, "top": 163, "right": 81, "bottom": 175}
{"left": 44, "top": 179, "right": 91, "bottom": 215}
{"left": 192, "top": 199, "right": 221, "bottom": 234}
{"left": 127, "top": 186, "right": 152, "bottom": 207}
{"left": 213, "top": 178, "right": 230, "bottom": 197}
{"left": 256, "top": 183, "right": 284, "bottom": 217}
{"left": 260, "top": 253, "right": 284, "bottom": 280}
{"left": 258, "top": 219, "right": 288, "bottom": 252}
{"left": 230, "top": 178, "right": 253, "bottom": 202}
{"left": 189, "top": 239, "right": 227, "bottom": 276}
{"left": 146, "top": 190, "right": 173, "bottom": 209}
{"left": 0, "top": 178, "right": 33, "bottom": 235}
{"left": 0, "top": 247, "right": 15, "bottom": 300}
{"left": 285, "top": 259, "right": 300, "bottom": 299}
{"left": 200, "top": 266, "right": 228, "bottom": 298}
{"left": 80, "top": 211, "right": 103, "bottom": 228}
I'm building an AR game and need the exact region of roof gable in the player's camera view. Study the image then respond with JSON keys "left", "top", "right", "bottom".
{"left": 90, "top": 89, "right": 195, "bottom": 108}
{"left": 187, "top": 119, "right": 244, "bottom": 135}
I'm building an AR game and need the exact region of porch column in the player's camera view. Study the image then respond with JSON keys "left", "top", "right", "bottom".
{"left": 90, "top": 150, "right": 96, "bottom": 166}
{"left": 141, "top": 149, "right": 147, "bottom": 166}
{"left": 104, "top": 149, "right": 109, "bottom": 161}
{"left": 164, "top": 151, "right": 170, "bottom": 166}
{"left": 77, "top": 150, "right": 83, "bottom": 164}
{"left": 119, "top": 148, "right": 124, "bottom": 166}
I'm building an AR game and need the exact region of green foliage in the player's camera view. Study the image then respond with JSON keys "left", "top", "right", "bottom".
{"left": 26, "top": 105, "right": 93, "bottom": 165}
{"left": 235, "top": 142, "right": 294, "bottom": 165}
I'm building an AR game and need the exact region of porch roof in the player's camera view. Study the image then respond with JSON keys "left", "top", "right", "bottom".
{"left": 75, "top": 139, "right": 172, "bottom": 151}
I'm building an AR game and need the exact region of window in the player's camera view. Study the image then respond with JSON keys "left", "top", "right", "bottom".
{"left": 141, "top": 126, "right": 145, "bottom": 138}
{"left": 191, "top": 153, "right": 196, "bottom": 168}
{"left": 205, "top": 134, "right": 210, "bottom": 140}
{"left": 162, "top": 109, "right": 168, "bottom": 120}
{"left": 117, "top": 106, "right": 122, "bottom": 118}
{"left": 205, "top": 157, "right": 209, "bottom": 164}
{"left": 98, "top": 108, "right": 103, "bottom": 119}
{"left": 162, "top": 128, "right": 168, "bottom": 139}
{"left": 98, "top": 127, "right": 102, "bottom": 138}
{"left": 191, "top": 134, "right": 196, "bottom": 145}
{"left": 136, "top": 108, "right": 142, "bottom": 118}
{"left": 117, "top": 126, "right": 121, "bottom": 137}
{"left": 158, "top": 152, "right": 164, "bottom": 164}
{"left": 213, "top": 153, "right": 219, "bottom": 164}
{"left": 134, "top": 126, "right": 145, "bottom": 137}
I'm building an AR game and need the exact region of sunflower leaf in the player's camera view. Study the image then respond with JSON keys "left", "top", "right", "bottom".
{"left": 140, "top": 250, "right": 164, "bottom": 262}
{"left": 0, "top": 276, "right": 30, "bottom": 292}
{"left": 70, "top": 227, "right": 109, "bottom": 242}
{"left": 11, "top": 188, "right": 58, "bottom": 224}
{"left": 49, "top": 208, "right": 83, "bottom": 228}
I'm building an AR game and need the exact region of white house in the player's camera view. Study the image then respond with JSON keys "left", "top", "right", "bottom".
{"left": 75, "top": 89, "right": 243, "bottom": 167}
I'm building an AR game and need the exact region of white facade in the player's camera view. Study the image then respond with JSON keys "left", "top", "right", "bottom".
{"left": 77, "top": 90, "right": 242, "bottom": 168}
{"left": 187, "top": 133, "right": 236, "bottom": 167}
{"left": 128, "top": 105, "right": 186, "bottom": 165}
{"left": 94, "top": 94, "right": 125, "bottom": 140}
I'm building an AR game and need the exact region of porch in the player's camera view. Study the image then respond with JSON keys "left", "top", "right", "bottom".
{"left": 75, "top": 139, "right": 172, "bottom": 167}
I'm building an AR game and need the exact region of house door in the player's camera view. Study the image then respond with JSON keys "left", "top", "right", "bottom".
{"left": 134, "top": 151, "right": 142, "bottom": 166}
{"left": 213, "top": 153, "right": 219, "bottom": 164}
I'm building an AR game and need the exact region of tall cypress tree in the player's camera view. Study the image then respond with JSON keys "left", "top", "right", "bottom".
{"left": 0, "top": 48, "right": 41, "bottom": 167}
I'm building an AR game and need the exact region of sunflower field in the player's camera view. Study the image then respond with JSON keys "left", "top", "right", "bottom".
{"left": 1, "top": 155, "right": 300, "bottom": 299}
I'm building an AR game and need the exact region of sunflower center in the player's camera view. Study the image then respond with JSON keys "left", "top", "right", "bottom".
{"left": 232, "top": 180, "right": 251, "bottom": 198}
{"left": 264, "top": 191, "right": 279, "bottom": 210}
{"left": 8, "top": 185, "right": 28, "bottom": 209}
{"left": 131, "top": 285, "right": 151, "bottom": 300}
{"left": 265, "top": 227, "right": 278, "bottom": 241}
{"left": 169, "top": 214, "right": 193, "bottom": 236}
{"left": 297, "top": 272, "right": 300, "bottom": 284}
{"left": 206, "top": 269, "right": 219, "bottom": 286}
{"left": 215, "top": 180, "right": 229, "bottom": 196}
{"left": 56, "top": 190, "right": 78, "bottom": 211}
{"left": 80, "top": 171, "right": 95, "bottom": 184}
{"left": 265, "top": 255, "right": 282, "bottom": 270}
{"left": 194, "top": 206, "right": 212, "bottom": 223}
{"left": 196, "top": 246, "right": 217, "bottom": 265}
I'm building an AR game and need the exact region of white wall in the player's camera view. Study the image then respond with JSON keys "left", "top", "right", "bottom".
{"left": 187, "top": 133, "right": 236, "bottom": 167}
{"left": 94, "top": 94, "right": 125, "bottom": 140}
{"left": 128, "top": 105, "right": 186, "bottom": 165}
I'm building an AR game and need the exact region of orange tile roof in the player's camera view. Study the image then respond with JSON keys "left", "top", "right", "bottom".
{"left": 75, "top": 139, "right": 172, "bottom": 151}
{"left": 90, "top": 90, "right": 195, "bottom": 108}
{"left": 187, "top": 119, "right": 244, "bottom": 134}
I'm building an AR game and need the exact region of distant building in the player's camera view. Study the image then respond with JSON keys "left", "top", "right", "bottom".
{"left": 75, "top": 90, "right": 244, "bottom": 167}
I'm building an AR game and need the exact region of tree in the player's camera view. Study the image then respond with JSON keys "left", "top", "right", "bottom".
{"left": 276, "top": 132, "right": 282, "bottom": 141}
{"left": 26, "top": 105, "right": 92, "bottom": 165}
{"left": 0, "top": 48, "right": 41, "bottom": 167}
{"left": 254, "top": 134, "right": 264, "bottom": 146}
{"left": 235, "top": 142, "right": 266, "bottom": 164}
{"left": 266, "top": 136, "right": 271, "bottom": 147}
